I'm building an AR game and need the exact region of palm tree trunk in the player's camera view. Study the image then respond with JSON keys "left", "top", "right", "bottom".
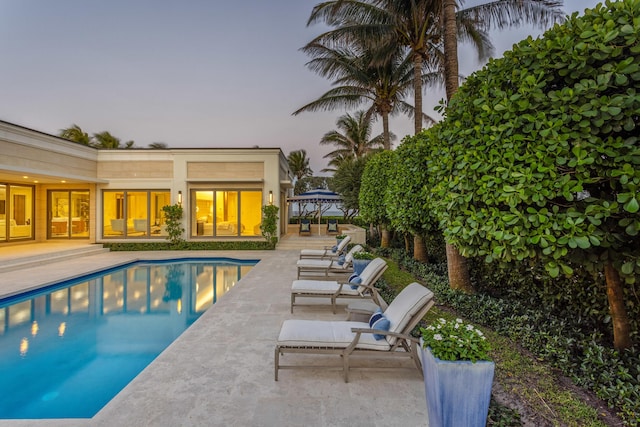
{"left": 442, "top": 0, "right": 473, "bottom": 293}
{"left": 382, "top": 111, "right": 391, "bottom": 150}
{"left": 443, "top": 0, "right": 459, "bottom": 99}
{"left": 413, "top": 53, "right": 423, "bottom": 135}
{"left": 446, "top": 243, "right": 473, "bottom": 293}
{"left": 414, "top": 234, "right": 428, "bottom": 262}
{"left": 604, "top": 261, "right": 632, "bottom": 350}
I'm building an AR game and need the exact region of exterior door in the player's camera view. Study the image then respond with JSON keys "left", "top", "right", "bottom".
{"left": 49, "top": 190, "right": 90, "bottom": 239}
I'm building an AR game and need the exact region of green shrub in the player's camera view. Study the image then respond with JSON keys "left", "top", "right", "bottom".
{"left": 104, "top": 241, "right": 273, "bottom": 251}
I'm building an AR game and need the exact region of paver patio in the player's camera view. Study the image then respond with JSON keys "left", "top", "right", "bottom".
{"left": 0, "top": 244, "right": 428, "bottom": 426}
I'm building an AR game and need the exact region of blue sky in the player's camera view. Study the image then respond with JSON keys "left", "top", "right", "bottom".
{"left": 1, "top": 0, "right": 601, "bottom": 173}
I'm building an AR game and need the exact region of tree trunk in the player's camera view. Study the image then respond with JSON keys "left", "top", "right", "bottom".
{"left": 405, "top": 233, "right": 411, "bottom": 253}
{"left": 382, "top": 111, "right": 391, "bottom": 150}
{"left": 414, "top": 234, "right": 429, "bottom": 263}
{"left": 604, "top": 261, "right": 632, "bottom": 350}
{"left": 413, "top": 53, "right": 423, "bottom": 135}
{"left": 446, "top": 243, "right": 473, "bottom": 293}
{"left": 381, "top": 224, "right": 390, "bottom": 248}
{"left": 442, "top": 1, "right": 472, "bottom": 293}
{"left": 443, "top": 0, "right": 459, "bottom": 100}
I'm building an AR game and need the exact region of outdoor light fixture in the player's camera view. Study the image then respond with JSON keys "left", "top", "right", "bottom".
{"left": 177, "top": 191, "right": 183, "bottom": 205}
{"left": 269, "top": 190, "right": 273, "bottom": 205}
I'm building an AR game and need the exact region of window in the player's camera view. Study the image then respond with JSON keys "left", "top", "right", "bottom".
{"left": 191, "top": 189, "right": 262, "bottom": 237}
{"left": 0, "top": 184, "right": 34, "bottom": 241}
{"left": 103, "top": 190, "right": 170, "bottom": 238}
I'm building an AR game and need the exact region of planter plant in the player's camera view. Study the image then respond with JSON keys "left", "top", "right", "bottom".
{"left": 420, "top": 318, "right": 494, "bottom": 427}
{"left": 352, "top": 251, "right": 375, "bottom": 275}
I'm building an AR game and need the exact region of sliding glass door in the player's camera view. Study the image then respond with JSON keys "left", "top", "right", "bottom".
{"left": 49, "top": 190, "right": 90, "bottom": 239}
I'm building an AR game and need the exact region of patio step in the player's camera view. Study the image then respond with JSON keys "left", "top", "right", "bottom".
{"left": 0, "top": 244, "right": 110, "bottom": 274}
{"left": 276, "top": 235, "right": 337, "bottom": 251}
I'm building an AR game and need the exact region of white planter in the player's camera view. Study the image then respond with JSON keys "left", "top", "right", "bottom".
{"left": 420, "top": 343, "right": 495, "bottom": 427}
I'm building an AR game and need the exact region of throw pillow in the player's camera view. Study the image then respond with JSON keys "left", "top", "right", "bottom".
{"left": 368, "top": 308, "right": 383, "bottom": 327}
{"left": 337, "top": 255, "right": 346, "bottom": 266}
{"left": 349, "top": 274, "right": 362, "bottom": 289}
{"left": 331, "top": 245, "right": 338, "bottom": 253}
{"left": 370, "top": 314, "right": 390, "bottom": 341}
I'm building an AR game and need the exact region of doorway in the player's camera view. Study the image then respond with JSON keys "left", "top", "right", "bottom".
{"left": 49, "top": 190, "right": 90, "bottom": 239}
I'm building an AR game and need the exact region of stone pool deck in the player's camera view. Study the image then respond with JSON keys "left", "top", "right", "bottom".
{"left": 0, "top": 245, "right": 428, "bottom": 426}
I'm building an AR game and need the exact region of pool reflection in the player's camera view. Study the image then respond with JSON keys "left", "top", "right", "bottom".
{"left": 0, "top": 260, "right": 255, "bottom": 419}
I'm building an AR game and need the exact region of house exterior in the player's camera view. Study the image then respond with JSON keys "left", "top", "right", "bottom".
{"left": 0, "top": 120, "right": 292, "bottom": 245}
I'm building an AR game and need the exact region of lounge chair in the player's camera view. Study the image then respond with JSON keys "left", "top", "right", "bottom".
{"left": 299, "top": 219, "right": 311, "bottom": 235}
{"left": 296, "top": 244, "right": 363, "bottom": 279}
{"left": 290, "top": 257, "right": 387, "bottom": 313}
{"left": 327, "top": 219, "right": 339, "bottom": 235}
{"left": 299, "top": 235, "right": 351, "bottom": 260}
{"left": 275, "top": 282, "right": 435, "bottom": 382}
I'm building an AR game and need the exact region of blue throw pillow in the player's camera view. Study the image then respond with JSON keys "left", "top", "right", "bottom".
{"left": 348, "top": 273, "right": 359, "bottom": 282}
{"left": 331, "top": 245, "right": 338, "bottom": 253}
{"left": 337, "top": 255, "right": 346, "bottom": 266}
{"left": 368, "top": 308, "right": 383, "bottom": 327}
{"left": 370, "top": 314, "right": 390, "bottom": 341}
{"left": 349, "top": 274, "right": 362, "bottom": 289}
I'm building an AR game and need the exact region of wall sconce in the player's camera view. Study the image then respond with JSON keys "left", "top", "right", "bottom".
{"left": 177, "top": 191, "right": 183, "bottom": 206}
{"left": 268, "top": 190, "right": 274, "bottom": 205}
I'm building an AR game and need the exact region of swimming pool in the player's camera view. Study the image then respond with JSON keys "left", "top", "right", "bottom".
{"left": 0, "top": 258, "right": 257, "bottom": 419}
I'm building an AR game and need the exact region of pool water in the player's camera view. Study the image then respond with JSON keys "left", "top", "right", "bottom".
{"left": 0, "top": 258, "right": 257, "bottom": 419}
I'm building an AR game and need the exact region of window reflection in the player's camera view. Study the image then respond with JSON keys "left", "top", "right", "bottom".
{"left": 0, "top": 261, "right": 254, "bottom": 343}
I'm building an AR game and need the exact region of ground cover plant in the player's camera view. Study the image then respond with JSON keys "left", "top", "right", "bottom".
{"left": 376, "top": 250, "right": 631, "bottom": 426}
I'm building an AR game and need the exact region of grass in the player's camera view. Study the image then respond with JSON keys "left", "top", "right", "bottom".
{"left": 380, "top": 258, "right": 609, "bottom": 427}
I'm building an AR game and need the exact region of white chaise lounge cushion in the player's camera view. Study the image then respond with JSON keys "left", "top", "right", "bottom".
{"left": 300, "top": 235, "right": 351, "bottom": 258}
{"left": 291, "top": 280, "right": 361, "bottom": 296}
{"left": 277, "top": 320, "right": 391, "bottom": 351}
{"left": 383, "top": 283, "right": 434, "bottom": 345}
{"left": 296, "top": 259, "right": 332, "bottom": 269}
{"left": 297, "top": 244, "right": 363, "bottom": 271}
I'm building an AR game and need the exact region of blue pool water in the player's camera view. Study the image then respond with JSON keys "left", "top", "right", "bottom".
{"left": 0, "top": 258, "right": 257, "bottom": 419}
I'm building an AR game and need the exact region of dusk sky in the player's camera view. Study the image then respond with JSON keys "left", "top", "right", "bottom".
{"left": 1, "top": 0, "right": 601, "bottom": 174}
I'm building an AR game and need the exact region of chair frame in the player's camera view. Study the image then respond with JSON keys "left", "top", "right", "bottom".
{"left": 299, "top": 219, "right": 312, "bottom": 236}
{"left": 291, "top": 257, "right": 387, "bottom": 313}
{"left": 299, "top": 235, "right": 351, "bottom": 260}
{"left": 326, "top": 219, "right": 339, "bottom": 235}
{"left": 296, "top": 245, "right": 363, "bottom": 279}
{"left": 276, "top": 283, "right": 435, "bottom": 382}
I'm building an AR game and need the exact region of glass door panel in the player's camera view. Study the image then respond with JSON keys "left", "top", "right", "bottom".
{"left": 50, "top": 191, "right": 89, "bottom": 239}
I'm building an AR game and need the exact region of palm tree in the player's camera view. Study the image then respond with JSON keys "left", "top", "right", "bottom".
{"left": 294, "top": 39, "right": 434, "bottom": 148}
{"left": 443, "top": 0, "right": 564, "bottom": 99}
{"left": 440, "top": 0, "right": 564, "bottom": 291}
{"left": 319, "top": 111, "right": 386, "bottom": 172}
{"left": 287, "top": 149, "right": 313, "bottom": 182}
{"left": 92, "top": 131, "right": 134, "bottom": 149}
{"left": 148, "top": 142, "right": 169, "bottom": 149}
{"left": 58, "top": 124, "right": 91, "bottom": 145}
{"left": 307, "top": 0, "right": 468, "bottom": 135}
